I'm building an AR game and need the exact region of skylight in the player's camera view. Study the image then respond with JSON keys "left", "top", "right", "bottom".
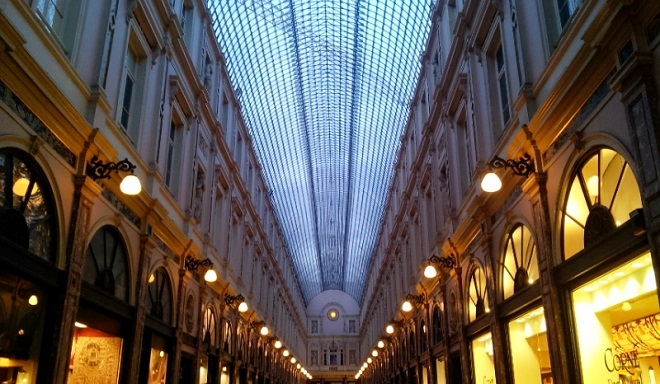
{"left": 208, "top": 0, "right": 434, "bottom": 304}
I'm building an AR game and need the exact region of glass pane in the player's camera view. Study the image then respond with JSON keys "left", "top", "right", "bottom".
{"left": 1, "top": 151, "right": 54, "bottom": 260}
{"left": 148, "top": 348, "right": 168, "bottom": 384}
{"left": 572, "top": 252, "right": 658, "bottom": 384}
{"left": 562, "top": 148, "right": 642, "bottom": 260}
{"left": 0, "top": 271, "right": 46, "bottom": 381}
{"left": 508, "top": 307, "right": 551, "bottom": 384}
{"left": 471, "top": 333, "right": 495, "bottom": 384}
{"left": 503, "top": 225, "right": 539, "bottom": 299}
{"left": 208, "top": 0, "right": 434, "bottom": 303}
{"left": 68, "top": 324, "right": 123, "bottom": 383}
{"left": 83, "top": 227, "right": 128, "bottom": 301}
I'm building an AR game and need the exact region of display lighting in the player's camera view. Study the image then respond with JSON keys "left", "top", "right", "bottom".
{"left": 87, "top": 156, "right": 142, "bottom": 195}
{"left": 481, "top": 154, "right": 534, "bottom": 193}
{"left": 184, "top": 255, "right": 217, "bottom": 282}
{"left": 423, "top": 254, "right": 457, "bottom": 278}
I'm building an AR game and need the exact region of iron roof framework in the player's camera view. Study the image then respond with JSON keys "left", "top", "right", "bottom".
{"left": 208, "top": 0, "right": 433, "bottom": 304}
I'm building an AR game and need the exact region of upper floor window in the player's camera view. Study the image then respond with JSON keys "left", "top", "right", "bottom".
{"left": 119, "top": 33, "right": 148, "bottom": 143}
{"left": 165, "top": 118, "right": 184, "bottom": 192}
{"left": 35, "top": 0, "right": 82, "bottom": 56}
{"left": 561, "top": 148, "right": 642, "bottom": 260}
{"left": 495, "top": 45, "right": 511, "bottom": 126}
{"left": 0, "top": 148, "right": 56, "bottom": 261}
{"left": 557, "top": 0, "right": 580, "bottom": 29}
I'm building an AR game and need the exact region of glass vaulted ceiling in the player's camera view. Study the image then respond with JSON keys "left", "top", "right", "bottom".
{"left": 208, "top": 0, "right": 433, "bottom": 305}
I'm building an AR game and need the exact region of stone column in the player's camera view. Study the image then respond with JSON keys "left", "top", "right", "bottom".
{"left": 52, "top": 175, "right": 99, "bottom": 384}
{"left": 126, "top": 233, "right": 156, "bottom": 383}
{"left": 523, "top": 172, "right": 570, "bottom": 384}
{"left": 171, "top": 267, "right": 188, "bottom": 383}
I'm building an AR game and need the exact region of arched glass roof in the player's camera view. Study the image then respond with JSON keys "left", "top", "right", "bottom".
{"left": 208, "top": 0, "right": 434, "bottom": 305}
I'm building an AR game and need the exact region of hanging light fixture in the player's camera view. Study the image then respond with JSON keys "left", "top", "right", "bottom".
{"left": 87, "top": 156, "right": 142, "bottom": 195}
{"left": 481, "top": 154, "right": 534, "bottom": 193}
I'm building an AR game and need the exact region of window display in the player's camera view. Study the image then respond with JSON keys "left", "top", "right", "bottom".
{"left": 508, "top": 307, "right": 551, "bottom": 383}
{"left": 471, "top": 332, "right": 495, "bottom": 384}
{"left": 68, "top": 323, "right": 123, "bottom": 384}
{"left": 572, "top": 252, "right": 658, "bottom": 383}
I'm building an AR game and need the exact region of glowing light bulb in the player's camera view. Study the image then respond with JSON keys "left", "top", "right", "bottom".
{"left": 238, "top": 301, "right": 249, "bottom": 312}
{"left": 481, "top": 172, "right": 502, "bottom": 193}
{"left": 28, "top": 295, "right": 38, "bottom": 306}
{"left": 204, "top": 269, "right": 218, "bottom": 282}
{"left": 120, "top": 174, "right": 142, "bottom": 195}
{"left": 401, "top": 300, "right": 413, "bottom": 312}
{"left": 424, "top": 264, "right": 438, "bottom": 279}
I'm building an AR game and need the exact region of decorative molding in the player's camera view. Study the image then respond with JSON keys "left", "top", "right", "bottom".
{"left": 0, "top": 80, "right": 76, "bottom": 167}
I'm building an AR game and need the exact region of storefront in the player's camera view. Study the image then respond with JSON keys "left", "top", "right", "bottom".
{"left": 0, "top": 147, "right": 61, "bottom": 383}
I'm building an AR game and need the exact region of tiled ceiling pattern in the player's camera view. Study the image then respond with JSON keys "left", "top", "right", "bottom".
{"left": 208, "top": 0, "right": 433, "bottom": 304}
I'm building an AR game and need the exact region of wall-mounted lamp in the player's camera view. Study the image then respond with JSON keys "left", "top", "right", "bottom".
{"left": 224, "top": 293, "right": 248, "bottom": 312}
{"left": 386, "top": 319, "right": 405, "bottom": 334}
{"left": 87, "top": 156, "right": 142, "bottom": 195}
{"left": 481, "top": 154, "right": 534, "bottom": 193}
{"left": 423, "top": 254, "right": 457, "bottom": 278}
{"left": 184, "top": 255, "right": 217, "bottom": 282}
{"left": 250, "top": 321, "right": 269, "bottom": 336}
{"left": 401, "top": 293, "right": 424, "bottom": 312}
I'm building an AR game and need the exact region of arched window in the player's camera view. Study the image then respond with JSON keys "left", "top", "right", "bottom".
{"left": 409, "top": 328, "right": 416, "bottom": 357}
{"left": 562, "top": 147, "right": 642, "bottom": 259}
{"left": 419, "top": 320, "right": 427, "bottom": 352}
{"left": 502, "top": 224, "right": 538, "bottom": 299}
{"left": 223, "top": 321, "right": 232, "bottom": 353}
{"left": 83, "top": 225, "right": 129, "bottom": 301}
{"left": 432, "top": 305, "right": 443, "bottom": 344}
{"left": 203, "top": 306, "right": 217, "bottom": 349}
{"left": 0, "top": 148, "right": 56, "bottom": 260}
{"left": 467, "top": 266, "right": 489, "bottom": 322}
{"left": 146, "top": 267, "right": 173, "bottom": 325}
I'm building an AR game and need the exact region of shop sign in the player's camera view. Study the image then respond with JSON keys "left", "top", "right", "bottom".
{"left": 603, "top": 348, "right": 639, "bottom": 376}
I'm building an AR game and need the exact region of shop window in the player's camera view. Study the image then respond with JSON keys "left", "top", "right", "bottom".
{"left": 69, "top": 307, "right": 123, "bottom": 383}
{"left": 146, "top": 268, "right": 173, "bottom": 325}
{"left": 508, "top": 307, "right": 552, "bottom": 383}
{"left": 0, "top": 271, "right": 46, "bottom": 382}
{"left": 502, "top": 224, "right": 539, "bottom": 299}
{"left": 83, "top": 226, "right": 129, "bottom": 301}
{"left": 471, "top": 332, "right": 495, "bottom": 384}
{"left": 468, "top": 266, "right": 490, "bottom": 322}
{"left": 561, "top": 148, "right": 642, "bottom": 260}
{"left": 148, "top": 335, "right": 168, "bottom": 384}
{"left": 572, "top": 252, "right": 658, "bottom": 383}
{"left": 0, "top": 149, "right": 56, "bottom": 260}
